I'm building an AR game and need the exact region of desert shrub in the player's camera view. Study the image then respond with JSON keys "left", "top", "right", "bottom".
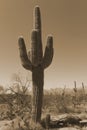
{"left": 0, "top": 73, "right": 32, "bottom": 120}
{"left": 43, "top": 86, "right": 87, "bottom": 114}
{"left": 1, "top": 80, "right": 87, "bottom": 121}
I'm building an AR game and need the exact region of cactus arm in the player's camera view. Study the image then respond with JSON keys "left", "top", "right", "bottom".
{"left": 18, "top": 37, "right": 32, "bottom": 71}
{"left": 43, "top": 36, "right": 54, "bottom": 69}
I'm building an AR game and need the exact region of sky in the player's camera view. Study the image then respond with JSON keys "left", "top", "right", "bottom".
{"left": 0, "top": 0, "right": 87, "bottom": 89}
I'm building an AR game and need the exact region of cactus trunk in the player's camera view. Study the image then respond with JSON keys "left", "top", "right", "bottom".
{"left": 32, "top": 66, "right": 44, "bottom": 122}
{"left": 18, "top": 6, "right": 54, "bottom": 123}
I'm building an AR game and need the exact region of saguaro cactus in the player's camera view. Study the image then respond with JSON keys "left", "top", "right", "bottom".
{"left": 18, "top": 6, "right": 54, "bottom": 123}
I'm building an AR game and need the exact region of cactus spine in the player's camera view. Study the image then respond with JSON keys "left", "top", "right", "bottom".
{"left": 18, "top": 6, "right": 54, "bottom": 123}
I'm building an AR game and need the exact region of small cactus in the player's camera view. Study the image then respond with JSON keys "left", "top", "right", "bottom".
{"left": 18, "top": 6, "right": 54, "bottom": 123}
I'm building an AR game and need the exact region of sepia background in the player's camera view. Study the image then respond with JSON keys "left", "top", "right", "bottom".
{"left": 0, "top": 0, "right": 87, "bottom": 89}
